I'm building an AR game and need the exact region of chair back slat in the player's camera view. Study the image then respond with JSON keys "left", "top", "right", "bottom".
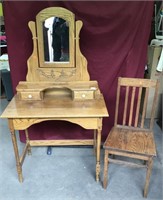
{"left": 115, "top": 77, "right": 159, "bottom": 130}
{"left": 128, "top": 86, "right": 136, "bottom": 126}
{"left": 123, "top": 86, "right": 129, "bottom": 125}
{"left": 134, "top": 87, "right": 142, "bottom": 127}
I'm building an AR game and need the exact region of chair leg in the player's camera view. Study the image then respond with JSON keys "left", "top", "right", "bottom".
{"left": 144, "top": 157, "right": 153, "bottom": 198}
{"left": 103, "top": 149, "right": 109, "bottom": 189}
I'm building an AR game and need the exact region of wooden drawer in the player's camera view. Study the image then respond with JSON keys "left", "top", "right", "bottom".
{"left": 73, "top": 90, "right": 95, "bottom": 100}
{"left": 18, "top": 92, "right": 43, "bottom": 100}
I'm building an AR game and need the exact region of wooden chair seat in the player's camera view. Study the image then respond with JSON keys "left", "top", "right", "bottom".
{"left": 104, "top": 126, "right": 156, "bottom": 157}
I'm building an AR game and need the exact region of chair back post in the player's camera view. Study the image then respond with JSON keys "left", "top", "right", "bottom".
{"left": 114, "top": 78, "right": 121, "bottom": 126}
{"left": 149, "top": 80, "right": 160, "bottom": 130}
{"left": 140, "top": 86, "right": 149, "bottom": 129}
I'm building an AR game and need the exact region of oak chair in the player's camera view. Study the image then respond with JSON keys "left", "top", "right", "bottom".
{"left": 103, "top": 77, "right": 159, "bottom": 197}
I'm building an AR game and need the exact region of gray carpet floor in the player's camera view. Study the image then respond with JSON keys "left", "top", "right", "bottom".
{"left": 0, "top": 98, "right": 162, "bottom": 200}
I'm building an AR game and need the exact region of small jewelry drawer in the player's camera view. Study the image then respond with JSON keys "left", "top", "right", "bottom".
{"left": 18, "top": 92, "right": 43, "bottom": 100}
{"left": 73, "top": 90, "right": 95, "bottom": 100}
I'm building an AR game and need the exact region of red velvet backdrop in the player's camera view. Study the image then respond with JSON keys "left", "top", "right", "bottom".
{"left": 3, "top": 1, "right": 153, "bottom": 142}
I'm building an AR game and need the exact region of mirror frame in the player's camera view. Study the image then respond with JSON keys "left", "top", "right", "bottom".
{"left": 26, "top": 7, "right": 90, "bottom": 82}
{"left": 36, "top": 7, "right": 75, "bottom": 68}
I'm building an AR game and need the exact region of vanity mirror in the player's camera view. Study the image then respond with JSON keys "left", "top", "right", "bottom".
{"left": 26, "top": 7, "right": 90, "bottom": 82}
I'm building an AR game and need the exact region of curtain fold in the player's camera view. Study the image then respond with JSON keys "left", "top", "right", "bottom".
{"left": 3, "top": 1, "right": 154, "bottom": 142}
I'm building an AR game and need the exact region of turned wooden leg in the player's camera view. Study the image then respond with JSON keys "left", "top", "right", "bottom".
{"left": 93, "top": 129, "right": 97, "bottom": 155}
{"left": 103, "top": 149, "right": 109, "bottom": 189}
{"left": 144, "top": 157, "right": 153, "bottom": 197}
{"left": 25, "top": 129, "right": 32, "bottom": 155}
{"left": 8, "top": 120, "right": 23, "bottom": 182}
{"left": 96, "top": 128, "right": 102, "bottom": 182}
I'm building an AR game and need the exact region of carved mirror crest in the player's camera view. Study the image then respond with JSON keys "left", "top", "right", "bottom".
{"left": 26, "top": 7, "right": 89, "bottom": 82}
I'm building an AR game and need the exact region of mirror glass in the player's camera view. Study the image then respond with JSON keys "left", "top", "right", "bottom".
{"left": 36, "top": 7, "right": 75, "bottom": 68}
{"left": 43, "top": 17, "right": 69, "bottom": 62}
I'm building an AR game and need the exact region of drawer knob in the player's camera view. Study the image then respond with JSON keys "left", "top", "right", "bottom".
{"left": 82, "top": 94, "right": 86, "bottom": 98}
{"left": 28, "top": 94, "right": 32, "bottom": 99}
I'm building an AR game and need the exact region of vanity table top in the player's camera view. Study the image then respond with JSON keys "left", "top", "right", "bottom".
{"left": 1, "top": 93, "right": 108, "bottom": 119}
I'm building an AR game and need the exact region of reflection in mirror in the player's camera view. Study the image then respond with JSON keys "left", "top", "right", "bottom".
{"left": 43, "top": 17, "right": 69, "bottom": 62}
